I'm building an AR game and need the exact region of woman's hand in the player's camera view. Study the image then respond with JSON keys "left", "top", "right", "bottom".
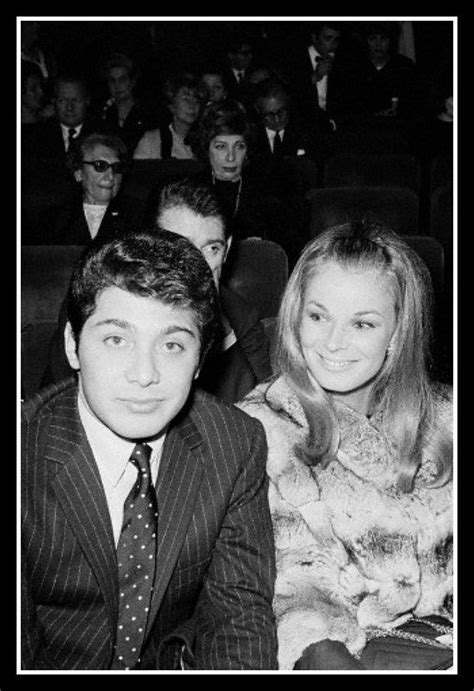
{"left": 293, "top": 639, "right": 365, "bottom": 670}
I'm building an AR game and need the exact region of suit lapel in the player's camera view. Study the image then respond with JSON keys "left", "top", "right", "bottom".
{"left": 46, "top": 392, "right": 119, "bottom": 636}
{"left": 147, "top": 407, "right": 204, "bottom": 631}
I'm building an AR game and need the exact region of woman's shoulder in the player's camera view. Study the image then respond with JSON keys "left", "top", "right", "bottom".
{"left": 133, "top": 128, "right": 162, "bottom": 159}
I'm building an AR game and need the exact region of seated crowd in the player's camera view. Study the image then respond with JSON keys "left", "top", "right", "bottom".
{"left": 21, "top": 19, "right": 454, "bottom": 673}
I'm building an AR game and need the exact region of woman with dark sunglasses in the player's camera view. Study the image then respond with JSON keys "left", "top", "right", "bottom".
{"left": 37, "top": 132, "right": 144, "bottom": 244}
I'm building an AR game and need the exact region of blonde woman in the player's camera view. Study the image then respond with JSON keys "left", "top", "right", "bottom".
{"left": 238, "top": 221, "right": 453, "bottom": 670}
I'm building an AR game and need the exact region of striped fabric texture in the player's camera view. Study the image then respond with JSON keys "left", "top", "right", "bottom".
{"left": 21, "top": 380, "right": 278, "bottom": 670}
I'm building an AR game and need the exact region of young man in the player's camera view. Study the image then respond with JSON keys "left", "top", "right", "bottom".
{"left": 154, "top": 179, "right": 273, "bottom": 403}
{"left": 22, "top": 230, "right": 278, "bottom": 670}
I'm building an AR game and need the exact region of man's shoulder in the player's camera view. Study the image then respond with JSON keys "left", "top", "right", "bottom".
{"left": 22, "top": 379, "right": 77, "bottom": 428}
{"left": 189, "top": 388, "right": 264, "bottom": 438}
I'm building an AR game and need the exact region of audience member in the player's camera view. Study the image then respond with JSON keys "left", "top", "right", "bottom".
{"left": 359, "top": 21, "right": 425, "bottom": 122}
{"left": 220, "top": 32, "right": 256, "bottom": 106}
{"left": 134, "top": 73, "right": 205, "bottom": 160}
{"left": 22, "top": 229, "right": 278, "bottom": 670}
{"left": 21, "top": 20, "right": 57, "bottom": 82}
{"left": 238, "top": 221, "right": 452, "bottom": 670}
{"left": 100, "top": 52, "right": 153, "bottom": 153}
{"left": 27, "top": 74, "right": 97, "bottom": 162}
{"left": 283, "top": 21, "right": 365, "bottom": 134}
{"left": 192, "top": 98, "right": 304, "bottom": 265}
{"left": 21, "top": 61, "right": 47, "bottom": 124}
{"left": 152, "top": 179, "right": 273, "bottom": 402}
{"left": 253, "top": 77, "right": 324, "bottom": 164}
{"left": 36, "top": 132, "right": 142, "bottom": 245}
{"left": 200, "top": 67, "right": 228, "bottom": 105}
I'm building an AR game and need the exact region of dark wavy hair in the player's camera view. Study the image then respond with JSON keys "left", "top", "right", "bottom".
{"left": 67, "top": 229, "right": 219, "bottom": 363}
{"left": 193, "top": 98, "right": 255, "bottom": 161}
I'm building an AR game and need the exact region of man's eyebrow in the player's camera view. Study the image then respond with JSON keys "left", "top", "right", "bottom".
{"left": 93, "top": 318, "right": 130, "bottom": 329}
{"left": 92, "top": 319, "right": 198, "bottom": 338}
{"left": 163, "top": 325, "right": 197, "bottom": 339}
{"left": 202, "top": 238, "right": 225, "bottom": 246}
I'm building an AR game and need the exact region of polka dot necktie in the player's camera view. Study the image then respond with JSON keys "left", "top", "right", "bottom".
{"left": 112, "top": 443, "right": 157, "bottom": 670}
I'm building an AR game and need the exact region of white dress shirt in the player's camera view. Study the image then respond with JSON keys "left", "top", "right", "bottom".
{"left": 60, "top": 122, "right": 83, "bottom": 151}
{"left": 308, "top": 45, "right": 328, "bottom": 111}
{"left": 78, "top": 394, "right": 165, "bottom": 546}
{"left": 265, "top": 127, "right": 285, "bottom": 152}
{"left": 83, "top": 203, "right": 108, "bottom": 239}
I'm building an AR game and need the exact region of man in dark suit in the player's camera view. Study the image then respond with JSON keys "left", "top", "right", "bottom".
{"left": 26, "top": 74, "right": 99, "bottom": 162}
{"left": 153, "top": 179, "right": 273, "bottom": 403}
{"left": 283, "top": 21, "right": 365, "bottom": 134}
{"left": 22, "top": 230, "right": 278, "bottom": 670}
{"left": 253, "top": 78, "right": 325, "bottom": 165}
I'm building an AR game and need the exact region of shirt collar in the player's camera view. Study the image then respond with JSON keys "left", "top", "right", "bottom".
{"left": 61, "top": 122, "right": 83, "bottom": 137}
{"left": 77, "top": 392, "right": 165, "bottom": 487}
{"left": 265, "top": 126, "right": 285, "bottom": 140}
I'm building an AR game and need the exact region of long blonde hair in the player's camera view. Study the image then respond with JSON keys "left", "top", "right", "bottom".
{"left": 275, "top": 221, "right": 452, "bottom": 492}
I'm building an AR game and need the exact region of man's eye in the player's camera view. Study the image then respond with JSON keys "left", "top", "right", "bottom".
{"left": 104, "top": 335, "right": 126, "bottom": 346}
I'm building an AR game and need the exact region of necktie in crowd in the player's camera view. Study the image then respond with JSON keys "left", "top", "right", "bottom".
{"left": 112, "top": 443, "right": 158, "bottom": 670}
{"left": 67, "top": 127, "right": 77, "bottom": 151}
{"left": 273, "top": 130, "right": 283, "bottom": 155}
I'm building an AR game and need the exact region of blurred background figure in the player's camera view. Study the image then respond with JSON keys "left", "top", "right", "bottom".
{"left": 200, "top": 66, "right": 228, "bottom": 105}
{"left": 100, "top": 52, "right": 153, "bottom": 153}
{"left": 253, "top": 77, "right": 323, "bottom": 163}
{"left": 134, "top": 72, "right": 205, "bottom": 159}
{"left": 220, "top": 30, "right": 257, "bottom": 107}
{"left": 27, "top": 74, "right": 98, "bottom": 163}
{"left": 21, "top": 61, "right": 47, "bottom": 125}
{"left": 282, "top": 21, "right": 365, "bottom": 134}
{"left": 359, "top": 21, "right": 425, "bottom": 122}
{"left": 21, "top": 19, "right": 57, "bottom": 82}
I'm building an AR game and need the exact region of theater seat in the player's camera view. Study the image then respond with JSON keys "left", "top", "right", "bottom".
{"left": 430, "top": 184, "right": 453, "bottom": 256}
{"left": 21, "top": 245, "right": 85, "bottom": 399}
{"left": 324, "top": 154, "right": 421, "bottom": 193}
{"left": 307, "top": 186, "right": 419, "bottom": 238}
{"left": 222, "top": 238, "right": 289, "bottom": 320}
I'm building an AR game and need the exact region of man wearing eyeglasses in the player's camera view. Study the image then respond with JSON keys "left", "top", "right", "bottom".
{"left": 35, "top": 132, "right": 144, "bottom": 245}
{"left": 253, "top": 79, "right": 323, "bottom": 163}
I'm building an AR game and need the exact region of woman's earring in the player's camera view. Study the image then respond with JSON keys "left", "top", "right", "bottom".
{"left": 387, "top": 342, "right": 394, "bottom": 355}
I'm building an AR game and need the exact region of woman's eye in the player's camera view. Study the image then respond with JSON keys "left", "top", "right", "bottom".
{"left": 164, "top": 342, "right": 184, "bottom": 353}
{"left": 354, "top": 321, "right": 374, "bottom": 330}
{"left": 309, "top": 312, "right": 323, "bottom": 322}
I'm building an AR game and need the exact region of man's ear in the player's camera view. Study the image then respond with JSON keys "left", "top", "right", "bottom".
{"left": 223, "top": 235, "right": 233, "bottom": 263}
{"left": 64, "top": 321, "right": 80, "bottom": 371}
{"left": 73, "top": 168, "right": 83, "bottom": 184}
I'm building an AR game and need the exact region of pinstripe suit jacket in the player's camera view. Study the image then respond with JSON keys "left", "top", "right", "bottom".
{"left": 21, "top": 380, "right": 278, "bottom": 670}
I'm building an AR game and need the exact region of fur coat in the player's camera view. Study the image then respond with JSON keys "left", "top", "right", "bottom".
{"left": 238, "top": 376, "right": 453, "bottom": 669}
